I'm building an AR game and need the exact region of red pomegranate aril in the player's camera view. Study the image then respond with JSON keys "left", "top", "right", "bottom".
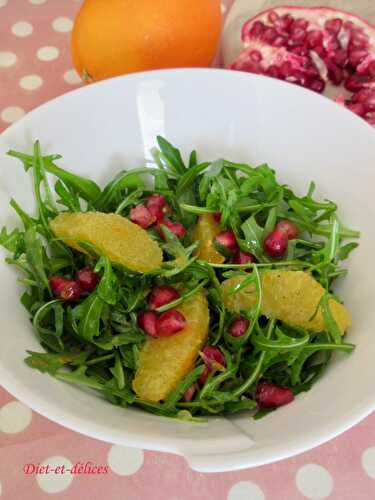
{"left": 156, "top": 309, "right": 186, "bottom": 337}
{"left": 138, "top": 311, "right": 158, "bottom": 337}
{"left": 273, "top": 36, "right": 287, "bottom": 48}
{"left": 198, "top": 346, "right": 226, "bottom": 384}
{"left": 348, "top": 102, "right": 366, "bottom": 116}
{"left": 263, "top": 27, "right": 277, "bottom": 43}
{"left": 263, "top": 229, "right": 289, "bottom": 258}
{"left": 327, "top": 62, "right": 344, "bottom": 85}
{"left": 148, "top": 285, "right": 180, "bottom": 310}
{"left": 75, "top": 267, "right": 98, "bottom": 292}
{"left": 274, "top": 14, "right": 293, "bottom": 34}
{"left": 146, "top": 193, "right": 171, "bottom": 221}
{"left": 255, "top": 381, "right": 294, "bottom": 408}
{"left": 202, "top": 346, "right": 226, "bottom": 369}
{"left": 158, "top": 218, "right": 186, "bottom": 239}
{"left": 227, "top": 5, "right": 375, "bottom": 127}
{"left": 183, "top": 383, "right": 198, "bottom": 402}
{"left": 228, "top": 316, "right": 250, "bottom": 337}
{"left": 198, "top": 366, "right": 210, "bottom": 385}
{"left": 267, "top": 10, "right": 278, "bottom": 24}
{"left": 307, "top": 29, "right": 323, "bottom": 48}
{"left": 309, "top": 78, "right": 325, "bottom": 93}
{"left": 214, "top": 230, "right": 238, "bottom": 254}
{"left": 49, "top": 276, "right": 66, "bottom": 293}
{"left": 233, "top": 250, "right": 256, "bottom": 266}
{"left": 276, "top": 219, "right": 299, "bottom": 240}
{"left": 248, "top": 20, "right": 265, "bottom": 38}
{"left": 49, "top": 276, "right": 81, "bottom": 301}
{"left": 147, "top": 203, "right": 164, "bottom": 222}
{"left": 213, "top": 212, "right": 222, "bottom": 223}
{"left": 130, "top": 204, "right": 155, "bottom": 229}
{"left": 325, "top": 18, "right": 343, "bottom": 34}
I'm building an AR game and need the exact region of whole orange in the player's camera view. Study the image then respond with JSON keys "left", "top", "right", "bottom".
{"left": 71, "top": 0, "right": 222, "bottom": 82}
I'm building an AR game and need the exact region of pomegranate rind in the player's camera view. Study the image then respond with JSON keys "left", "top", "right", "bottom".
{"left": 50, "top": 212, "right": 163, "bottom": 273}
{"left": 192, "top": 213, "right": 226, "bottom": 264}
{"left": 222, "top": 270, "right": 351, "bottom": 334}
{"left": 132, "top": 291, "right": 209, "bottom": 402}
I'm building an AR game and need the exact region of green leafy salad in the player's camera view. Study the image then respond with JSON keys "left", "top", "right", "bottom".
{"left": 0, "top": 137, "right": 359, "bottom": 421}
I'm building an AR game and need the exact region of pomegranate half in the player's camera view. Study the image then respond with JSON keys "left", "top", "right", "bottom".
{"left": 223, "top": 3, "right": 375, "bottom": 125}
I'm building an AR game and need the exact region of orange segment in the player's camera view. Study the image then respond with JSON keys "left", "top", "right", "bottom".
{"left": 132, "top": 291, "right": 209, "bottom": 402}
{"left": 50, "top": 212, "right": 162, "bottom": 273}
{"left": 222, "top": 270, "right": 351, "bottom": 334}
{"left": 192, "top": 213, "right": 225, "bottom": 264}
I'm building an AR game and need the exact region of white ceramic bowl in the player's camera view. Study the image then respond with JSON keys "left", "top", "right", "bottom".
{"left": 1, "top": 69, "right": 375, "bottom": 473}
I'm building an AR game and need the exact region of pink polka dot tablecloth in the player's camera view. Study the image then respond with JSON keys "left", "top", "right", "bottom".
{"left": 1, "top": 1, "right": 375, "bottom": 499}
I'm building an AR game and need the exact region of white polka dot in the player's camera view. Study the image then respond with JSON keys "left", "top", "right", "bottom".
{"left": 29, "top": 0, "right": 47, "bottom": 4}
{"left": 52, "top": 17, "right": 73, "bottom": 33}
{"left": 11, "top": 21, "right": 33, "bottom": 37}
{"left": 19, "top": 74, "right": 43, "bottom": 90}
{"left": 228, "top": 481, "right": 265, "bottom": 500}
{"left": 0, "top": 401, "right": 32, "bottom": 433}
{"left": 63, "top": 69, "right": 82, "bottom": 85}
{"left": 0, "top": 0, "right": 8, "bottom": 7}
{"left": 107, "top": 445, "right": 144, "bottom": 476}
{"left": 362, "top": 447, "right": 375, "bottom": 479}
{"left": 0, "top": 51, "right": 17, "bottom": 68}
{"left": 1, "top": 106, "right": 25, "bottom": 124}
{"left": 36, "top": 456, "right": 73, "bottom": 494}
{"left": 37, "top": 46, "right": 59, "bottom": 61}
{"left": 296, "top": 464, "right": 333, "bottom": 499}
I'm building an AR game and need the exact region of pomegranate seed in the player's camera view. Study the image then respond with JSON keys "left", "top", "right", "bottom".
{"left": 333, "top": 49, "right": 348, "bottom": 67}
{"left": 255, "top": 381, "right": 294, "bottom": 408}
{"left": 292, "top": 18, "right": 307, "bottom": 30}
{"left": 183, "top": 383, "right": 198, "bottom": 402}
{"left": 275, "top": 14, "right": 293, "bottom": 34}
{"left": 130, "top": 204, "right": 156, "bottom": 229}
{"left": 263, "top": 229, "right": 289, "bottom": 258}
{"left": 247, "top": 20, "right": 265, "bottom": 39}
{"left": 138, "top": 311, "right": 158, "bottom": 337}
{"left": 75, "top": 267, "right": 98, "bottom": 292}
{"left": 228, "top": 316, "right": 250, "bottom": 337}
{"left": 273, "top": 36, "right": 287, "bottom": 48}
{"left": 198, "top": 367, "right": 210, "bottom": 385}
{"left": 148, "top": 285, "right": 180, "bottom": 310}
{"left": 267, "top": 10, "right": 279, "bottom": 24}
{"left": 198, "top": 346, "right": 226, "bottom": 384}
{"left": 275, "top": 219, "right": 299, "bottom": 240}
{"left": 147, "top": 203, "right": 164, "bottom": 222}
{"left": 233, "top": 250, "right": 256, "bottom": 266}
{"left": 349, "top": 49, "right": 368, "bottom": 68}
{"left": 327, "top": 61, "right": 344, "bottom": 86}
{"left": 146, "top": 194, "right": 171, "bottom": 222}
{"left": 201, "top": 346, "right": 226, "bottom": 369}
{"left": 213, "top": 212, "right": 222, "bottom": 223}
{"left": 49, "top": 276, "right": 81, "bottom": 301}
{"left": 214, "top": 230, "right": 238, "bottom": 254}
{"left": 267, "top": 65, "right": 281, "bottom": 78}
{"left": 263, "top": 27, "right": 277, "bottom": 44}
{"left": 156, "top": 309, "right": 186, "bottom": 337}
{"left": 347, "top": 102, "right": 365, "bottom": 116}
{"left": 306, "top": 30, "right": 323, "bottom": 48}
{"left": 309, "top": 78, "right": 325, "bottom": 93}
{"left": 158, "top": 218, "right": 186, "bottom": 239}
